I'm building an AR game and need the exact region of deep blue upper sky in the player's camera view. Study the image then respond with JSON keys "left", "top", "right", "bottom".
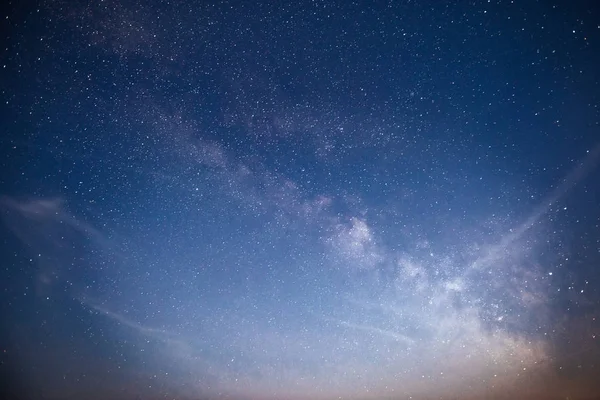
{"left": 1, "top": 1, "right": 600, "bottom": 399}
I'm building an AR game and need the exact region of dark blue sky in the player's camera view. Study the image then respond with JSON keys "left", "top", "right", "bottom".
{"left": 1, "top": 1, "right": 600, "bottom": 399}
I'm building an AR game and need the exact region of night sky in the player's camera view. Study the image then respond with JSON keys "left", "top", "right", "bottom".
{"left": 1, "top": 1, "right": 600, "bottom": 399}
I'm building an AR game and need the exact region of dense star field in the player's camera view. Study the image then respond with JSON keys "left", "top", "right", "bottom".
{"left": 1, "top": 1, "right": 600, "bottom": 399}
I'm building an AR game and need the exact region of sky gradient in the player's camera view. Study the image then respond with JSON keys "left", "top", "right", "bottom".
{"left": 1, "top": 1, "right": 600, "bottom": 399}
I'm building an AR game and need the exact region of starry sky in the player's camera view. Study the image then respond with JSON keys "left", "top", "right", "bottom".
{"left": 1, "top": 1, "right": 600, "bottom": 399}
